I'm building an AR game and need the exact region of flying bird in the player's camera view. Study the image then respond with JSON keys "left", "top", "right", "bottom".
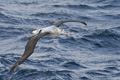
{"left": 9, "top": 20, "right": 87, "bottom": 72}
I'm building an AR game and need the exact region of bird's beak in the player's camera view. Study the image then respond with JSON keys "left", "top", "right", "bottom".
{"left": 64, "top": 31, "right": 70, "bottom": 36}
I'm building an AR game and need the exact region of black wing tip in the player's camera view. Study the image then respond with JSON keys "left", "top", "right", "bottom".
{"left": 9, "top": 63, "right": 19, "bottom": 73}
{"left": 9, "top": 67, "right": 15, "bottom": 73}
{"left": 9, "top": 69, "right": 13, "bottom": 73}
{"left": 81, "top": 21, "right": 87, "bottom": 26}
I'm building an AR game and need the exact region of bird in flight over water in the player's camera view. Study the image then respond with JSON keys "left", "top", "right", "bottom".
{"left": 9, "top": 20, "right": 87, "bottom": 72}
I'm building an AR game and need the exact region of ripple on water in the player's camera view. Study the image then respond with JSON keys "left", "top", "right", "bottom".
{"left": 0, "top": 0, "right": 120, "bottom": 80}
{"left": 61, "top": 61, "right": 87, "bottom": 70}
{"left": 80, "top": 28, "right": 120, "bottom": 51}
{"left": 79, "top": 76, "right": 91, "bottom": 80}
{"left": 31, "top": 12, "right": 72, "bottom": 19}
{"left": 0, "top": 26, "right": 27, "bottom": 40}
{"left": 9, "top": 69, "right": 74, "bottom": 80}
{"left": 53, "top": 4, "right": 96, "bottom": 10}
{"left": 0, "top": 13, "right": 22, "bottom": 25}
{"left": 86, "top": 70, "right": 107, "bottom": 79}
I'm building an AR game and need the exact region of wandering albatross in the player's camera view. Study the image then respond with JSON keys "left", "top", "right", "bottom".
{"left": 9, "top": 20, "right": 87, "bottom": 72}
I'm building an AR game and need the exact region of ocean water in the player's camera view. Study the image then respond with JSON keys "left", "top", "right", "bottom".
{"left": 0, "top": 0, "right": 120, "bottom": 80}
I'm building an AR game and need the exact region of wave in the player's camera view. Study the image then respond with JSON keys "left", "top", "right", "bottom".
{"left": 0, "top": 26, "right": 27, "bottom": 40}
{"left": 0, "top": 12, "right": 22, "bottom": 25}
{"left": 0, "top": 0, "right": 120, "bottom": 80}
{"left": 82, "top": 28, "right": 120, "bottom": 47}
{"left": 53, "top": 4, "right": 95, "bottom": 10}
{"left": 61, "top": 61, "right": 87, "bottom": 69}
{"left": 31, "top": 12, "right": 72, "bottom": 20}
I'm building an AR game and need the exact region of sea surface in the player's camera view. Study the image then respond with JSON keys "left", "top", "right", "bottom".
{"left": 0, "top": 0, "right": 120, "bottom": 80}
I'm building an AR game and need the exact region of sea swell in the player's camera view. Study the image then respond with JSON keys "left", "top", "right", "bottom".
{"left": 0, "top": 0, "right": 120, "bottom": 80}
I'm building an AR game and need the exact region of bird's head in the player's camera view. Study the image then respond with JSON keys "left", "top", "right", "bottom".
{"left": 57, "top": 28, "right": 70, "bottom": 36}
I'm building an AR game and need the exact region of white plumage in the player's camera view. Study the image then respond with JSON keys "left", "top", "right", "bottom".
{"left": 31, "top": 25, "right": 66, "bottom": 37}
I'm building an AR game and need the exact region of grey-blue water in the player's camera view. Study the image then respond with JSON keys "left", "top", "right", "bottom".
{"left": 0, "top": 0, "right": 120, "bottom": 80}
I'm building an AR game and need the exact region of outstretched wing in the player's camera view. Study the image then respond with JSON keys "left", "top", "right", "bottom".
{"left": 9, "top": 32, "right": 50, "bottom": 72}
{"left": 52, "top": 20, "right": 87, "bottom": 27}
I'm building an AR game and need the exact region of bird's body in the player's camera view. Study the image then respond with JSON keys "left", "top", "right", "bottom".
{"left": 9, "top": 20, "right": 87, "bottom": 72}
{"left": 31, "top": 25, "right": 61, "bottom": 37}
